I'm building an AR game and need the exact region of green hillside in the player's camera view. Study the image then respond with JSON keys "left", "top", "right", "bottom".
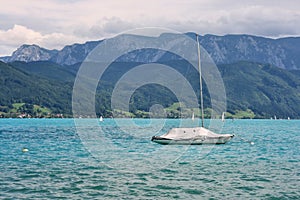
{"left": 10, "top": 61, "right": 76, "bottom": 81}
{"left": 219, "top": 62, "right": 300, "bottom": 118}
{"left": 1, "top": 60, "right": 300, "bottom": 119}
{"left": 0, "top": 61, "right": 72, "bottom": 117}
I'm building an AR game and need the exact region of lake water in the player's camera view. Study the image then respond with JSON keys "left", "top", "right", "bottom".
{"left": 0, "top": 118, "right": 299, "bottom": 199}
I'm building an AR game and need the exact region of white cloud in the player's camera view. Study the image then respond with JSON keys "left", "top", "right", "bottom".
{"left": 0, "top": 25, "right": 85, "bottom": 56}
{"left": 0, "top": 25, "right": 42, "bottom": 46}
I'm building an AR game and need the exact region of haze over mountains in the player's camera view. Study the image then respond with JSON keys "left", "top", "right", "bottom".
{"left": 1, "top": 33, "right": 300, "bottom": 118}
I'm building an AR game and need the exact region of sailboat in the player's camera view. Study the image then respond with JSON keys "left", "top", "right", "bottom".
{"left": 151, "top": 34, "right": 234, "bottom": 145}
{"left": 192, "top": 112, "right": 195, "bottom": 121}
{"left": 99, "top": 116, "right": 103, "bottom": 122}
{"left": 221, "top": 112, "right": 225, "bottom": 122}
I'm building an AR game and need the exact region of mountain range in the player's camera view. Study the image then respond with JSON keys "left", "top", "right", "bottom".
{"left": 1, "top": 33, "right": 300, "bottom": 118}
{"left": 1, "top": 33, "right": 300, "bottom": 69}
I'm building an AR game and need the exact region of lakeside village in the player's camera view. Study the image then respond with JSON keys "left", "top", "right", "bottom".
{"left": 0, "top": 111, "right": 65, "bottom": 119}
{"left": 0, "top": 103, "right": 65, "bottom": 118}
{"left": 0, "top": 102, "right": 291, "bottom": 120}
{"left": 0, "top": 101, "right": 251, "bottom": 119}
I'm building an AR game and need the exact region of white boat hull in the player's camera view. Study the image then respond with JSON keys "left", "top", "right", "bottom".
{"left": 151, "top": 135, "right": 233, "bottom": 145}
{"left": 151, "top": 127, "right": 234, "bottom": 145}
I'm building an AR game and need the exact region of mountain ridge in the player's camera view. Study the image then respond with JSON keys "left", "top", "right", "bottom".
{"left": 1, "top": 33, "right": 300, "bottom": 69}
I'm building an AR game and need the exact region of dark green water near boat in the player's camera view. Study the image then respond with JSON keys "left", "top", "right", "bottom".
{"left": 0, "top": 119, "right": 299, "bottom": 199}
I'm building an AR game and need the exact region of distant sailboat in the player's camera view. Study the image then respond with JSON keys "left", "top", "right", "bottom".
{"left": 151, "top": 34, "right": 234, "bottom": 145}
{"left": 221, "top": 112, "right": 225, "bottom": 122}
{"left": 99, "top": 116, "right": 103, "bottom": 122}
{"left": 192, "top": 112, "right": 195, "bottom": 121}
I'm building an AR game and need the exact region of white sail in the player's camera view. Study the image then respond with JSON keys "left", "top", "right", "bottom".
{"left": 222, "top": 112, "right": 225, "bottom": 122}
{"left": 99, "top": 116, "right": 103, "bottom": 122}
{"left": 192, "top": 112, "right": 195, "bottom": 121}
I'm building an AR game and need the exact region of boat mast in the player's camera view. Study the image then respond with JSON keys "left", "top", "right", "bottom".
{"left": 196, "top": 34, "right": 204, "bottom": 127}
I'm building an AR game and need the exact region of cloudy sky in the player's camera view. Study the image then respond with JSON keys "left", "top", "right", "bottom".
{"left": 0, "top": 0, "right": 299, "bottom": 56}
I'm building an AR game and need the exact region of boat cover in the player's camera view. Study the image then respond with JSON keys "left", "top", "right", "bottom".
{"left": 159, "top": 127, "right": 232, "bottom": 140}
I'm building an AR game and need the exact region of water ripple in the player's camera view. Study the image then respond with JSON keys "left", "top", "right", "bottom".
{"left": 0, "top": 119, "right": 299, "bottom": 199}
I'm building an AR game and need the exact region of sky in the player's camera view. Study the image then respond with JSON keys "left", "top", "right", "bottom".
{"left": 0, "top": 0, "right": 300, "bottom": 56}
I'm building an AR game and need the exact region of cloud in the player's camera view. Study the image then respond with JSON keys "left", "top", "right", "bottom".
{"left": 0, "top": 25, "right": 42, "bottom": 46}
{"left": 73, "top": 17, "right": 137, "bottom": 39}
{"left": 222, "top": 5, "right": 300, "bottom": 37}
{"left": 0, "top": 25, "right": 86, "bottom": 56}
{"left": 0, "top": 0, "right": 300, "bottom": 56}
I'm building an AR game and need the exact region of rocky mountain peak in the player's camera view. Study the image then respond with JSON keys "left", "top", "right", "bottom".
{"left": 9, "top": 44, "right": 58, "bottom": 63}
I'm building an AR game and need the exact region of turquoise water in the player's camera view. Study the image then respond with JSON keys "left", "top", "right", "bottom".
{"left": 0, "top": 119, "right": 299, "bottom": 199}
